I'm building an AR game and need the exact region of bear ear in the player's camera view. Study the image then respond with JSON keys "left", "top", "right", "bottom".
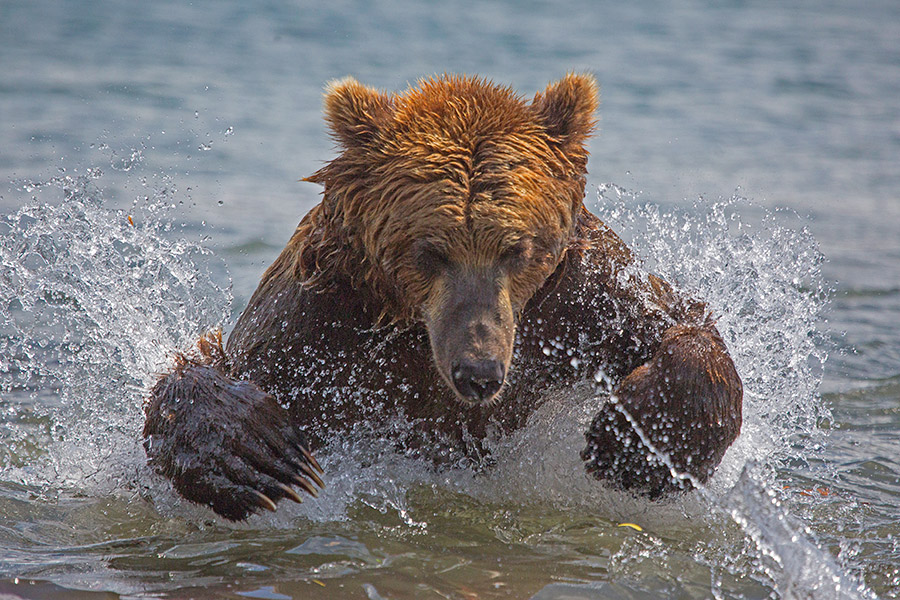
{"left": 323, "top": 76, "right": 394, "bottom": 147}
{"left": 532, "top": 73, "right": 599, "bottom": 152}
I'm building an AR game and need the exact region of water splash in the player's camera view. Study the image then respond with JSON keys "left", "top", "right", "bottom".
{"left": 0, "top": 170, "right": 231, "bottom": 497}
{"left": 0, "top": 172, "right": 870, "bottom": 597}
{"left": 594, "top": 185, "right": 831, "bottom": 471}
{"left": 618, "top": 187, "right": 861, "bottom": 597}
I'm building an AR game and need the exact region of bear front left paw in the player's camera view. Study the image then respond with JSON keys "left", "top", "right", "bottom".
{"left": 581, "top": 324, "right": 742, "bottom": 499}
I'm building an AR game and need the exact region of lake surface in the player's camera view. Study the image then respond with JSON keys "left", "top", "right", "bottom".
{"left": 1, "top": 0, "right": 899, "bottom": 598}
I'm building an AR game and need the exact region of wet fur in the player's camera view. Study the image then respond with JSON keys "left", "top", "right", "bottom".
{"left": 144, "top": 75, "right": 743, "bottom": 519}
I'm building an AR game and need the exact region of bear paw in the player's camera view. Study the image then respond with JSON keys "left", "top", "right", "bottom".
{"left": 581, "top": 324, "right": 742, "bottom": 499}
{"left": 144, "top": 360, "right": 323, "bottom": 520}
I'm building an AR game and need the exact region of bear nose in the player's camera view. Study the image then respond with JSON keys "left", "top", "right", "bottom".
{"left": 451, "top": 359, "right": 505, "bottom": 402}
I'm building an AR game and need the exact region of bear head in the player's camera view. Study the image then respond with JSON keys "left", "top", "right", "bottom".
{"left": 302, "top": 74, "right": 598, "bottom": 405}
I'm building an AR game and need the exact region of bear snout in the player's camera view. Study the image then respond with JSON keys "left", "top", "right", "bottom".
{"left": 450, "top": 358, "right": 506, "bottom": 403}
{"left": 424, "top": 268, "right": 516, "bottom": 406}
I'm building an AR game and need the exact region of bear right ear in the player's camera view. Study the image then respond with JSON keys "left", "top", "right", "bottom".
{"left": 323, "top": 77, "right": 394, "bottom": 147}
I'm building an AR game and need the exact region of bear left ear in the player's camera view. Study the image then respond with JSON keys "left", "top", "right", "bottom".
{"left": 323, "top": 76, "right": 394, "bottom": 147}
{"left": 532, "top": 73, "right": 599, "bottom": 153}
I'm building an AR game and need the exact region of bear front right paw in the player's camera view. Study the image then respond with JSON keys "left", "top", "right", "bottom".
{"left": 144, "top": 361, "right": 323, "bottom": 520}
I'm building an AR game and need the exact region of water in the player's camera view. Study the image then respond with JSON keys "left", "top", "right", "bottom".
{"left": 1, "top": 0, "right": 899, "bottom": 598}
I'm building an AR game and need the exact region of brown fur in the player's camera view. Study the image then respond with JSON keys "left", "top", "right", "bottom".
{"left": 289, "top": 74, "right": 594, "bottom": 324}
{"left": 144, "top": 74, "right": 743, "bottom": 520}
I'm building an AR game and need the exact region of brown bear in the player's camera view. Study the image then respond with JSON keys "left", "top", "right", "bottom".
{"left": 143, "top": 74, "right": 743, "bottom": 520}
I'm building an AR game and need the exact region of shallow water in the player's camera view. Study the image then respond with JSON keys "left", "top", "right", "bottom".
{"left": 2, "top": 0, "right": 899, "bottom": 598}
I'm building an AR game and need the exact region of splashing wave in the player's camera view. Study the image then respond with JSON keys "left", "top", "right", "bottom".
{"left": 0, "top": 170, "right": 231, "bottom": 496}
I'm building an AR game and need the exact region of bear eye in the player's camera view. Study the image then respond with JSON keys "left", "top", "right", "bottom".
{"left": 499, "top": 238, "right": 533, "bottom": 272}
{"left": 413, "top": 240, "right": 451, "bottom": 275}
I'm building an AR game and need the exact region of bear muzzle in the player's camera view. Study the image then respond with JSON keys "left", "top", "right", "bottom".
{"left": 424, "top": 268, "right": 516, "bottom": 405}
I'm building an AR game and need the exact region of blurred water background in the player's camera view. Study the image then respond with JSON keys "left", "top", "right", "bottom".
{"left": 1, "top": 0, "right": 899, "bottom": 598}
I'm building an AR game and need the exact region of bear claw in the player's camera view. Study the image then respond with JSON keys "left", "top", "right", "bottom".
{"left": 144, "top": 358, "right": 324, "bottom": 520}
{"left": 252, "top": 490, "right": 279, "bottom": 512}
{"left": 294, "top": 474, "right": 320, "bottom": 498}
{"left": 277, "top": 483, "right": 304, "bottom": 504}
